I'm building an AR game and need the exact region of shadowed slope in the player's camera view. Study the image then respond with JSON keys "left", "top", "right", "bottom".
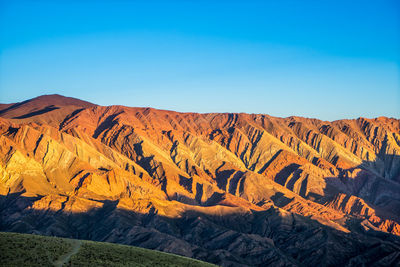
{"left": 1, "top": 194, "right": 400, "bottom": 267}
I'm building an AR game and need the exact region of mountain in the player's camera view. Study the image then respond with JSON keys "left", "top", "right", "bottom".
{"left": 0, "top": 94, "right": 95, "bottom": 127}
{"left": 0, "top": 94, "right": 399, "bottom": 266}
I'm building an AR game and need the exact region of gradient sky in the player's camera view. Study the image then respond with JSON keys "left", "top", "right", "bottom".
{"left": 0, "top": 0, "right": 399, "bottom": 120}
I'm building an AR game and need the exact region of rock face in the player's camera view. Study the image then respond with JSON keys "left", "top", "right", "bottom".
{"left": 1, "top": 94, "right": 400, "bottom": 266}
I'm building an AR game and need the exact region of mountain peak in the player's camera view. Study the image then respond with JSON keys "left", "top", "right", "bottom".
{"left": 0, "top": 94, "right": 96, "bottom": 126}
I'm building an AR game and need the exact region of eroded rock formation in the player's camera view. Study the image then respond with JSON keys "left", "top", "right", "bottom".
{"left": 1, "top": 95, "right": 399, "bottom": 266}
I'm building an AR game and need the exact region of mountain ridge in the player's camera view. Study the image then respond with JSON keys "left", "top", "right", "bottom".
{"left": 2, "top": 94, "right": 397, "bottom": 121}
{"left": 0, "top": 94, "right": 399, "bottom": 266}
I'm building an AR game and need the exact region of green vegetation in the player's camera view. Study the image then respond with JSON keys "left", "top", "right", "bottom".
{"left": 68, "top": 240, "right": 214, "bottom": 267}
{"left": 0, "top": 232, "right": 72, "bottom": 267}
{"left": 0, "top": 232, "right": 216, "bottom": 267}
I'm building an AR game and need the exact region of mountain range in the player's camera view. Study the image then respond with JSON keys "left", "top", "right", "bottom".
{"left": 1, "top": 94, "right": 399, "bottom": 266}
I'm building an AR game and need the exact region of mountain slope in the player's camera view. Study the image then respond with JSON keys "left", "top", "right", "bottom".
{"left": 0, "top": 95, "right": 400, "bottom": 266}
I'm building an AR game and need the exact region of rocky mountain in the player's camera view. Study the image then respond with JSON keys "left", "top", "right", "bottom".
{"left": 1, "top": 94, "right": 399, "bottom": 266}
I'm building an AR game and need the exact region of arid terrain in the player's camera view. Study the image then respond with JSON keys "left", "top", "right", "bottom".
{"left": 1, "top": 94, "right": 399, "bottom": 266}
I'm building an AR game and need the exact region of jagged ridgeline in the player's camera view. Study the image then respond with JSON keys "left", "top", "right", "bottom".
{"left": 1, "top": 95, "right": 400, "bottom": 266}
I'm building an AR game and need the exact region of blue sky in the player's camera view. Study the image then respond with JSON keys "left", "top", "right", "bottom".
{"left": 0, "top": 0, "right": 399, "bottom": 120}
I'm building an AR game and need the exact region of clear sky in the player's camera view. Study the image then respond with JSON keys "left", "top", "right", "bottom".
{"left": 0, "top": 0, "right": 399, "bottom": 120}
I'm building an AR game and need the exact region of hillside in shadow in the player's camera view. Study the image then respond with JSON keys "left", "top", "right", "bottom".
{"left": 322, "top": 154, "right": 400, "bottom": 227}
{"left": 1, "top": 192, "right": 400, "bottom": 267}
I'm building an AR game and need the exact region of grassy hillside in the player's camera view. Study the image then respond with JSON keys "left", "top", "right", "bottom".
{"left": 0, "top": 232, "right": 216, "bottom": 267}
